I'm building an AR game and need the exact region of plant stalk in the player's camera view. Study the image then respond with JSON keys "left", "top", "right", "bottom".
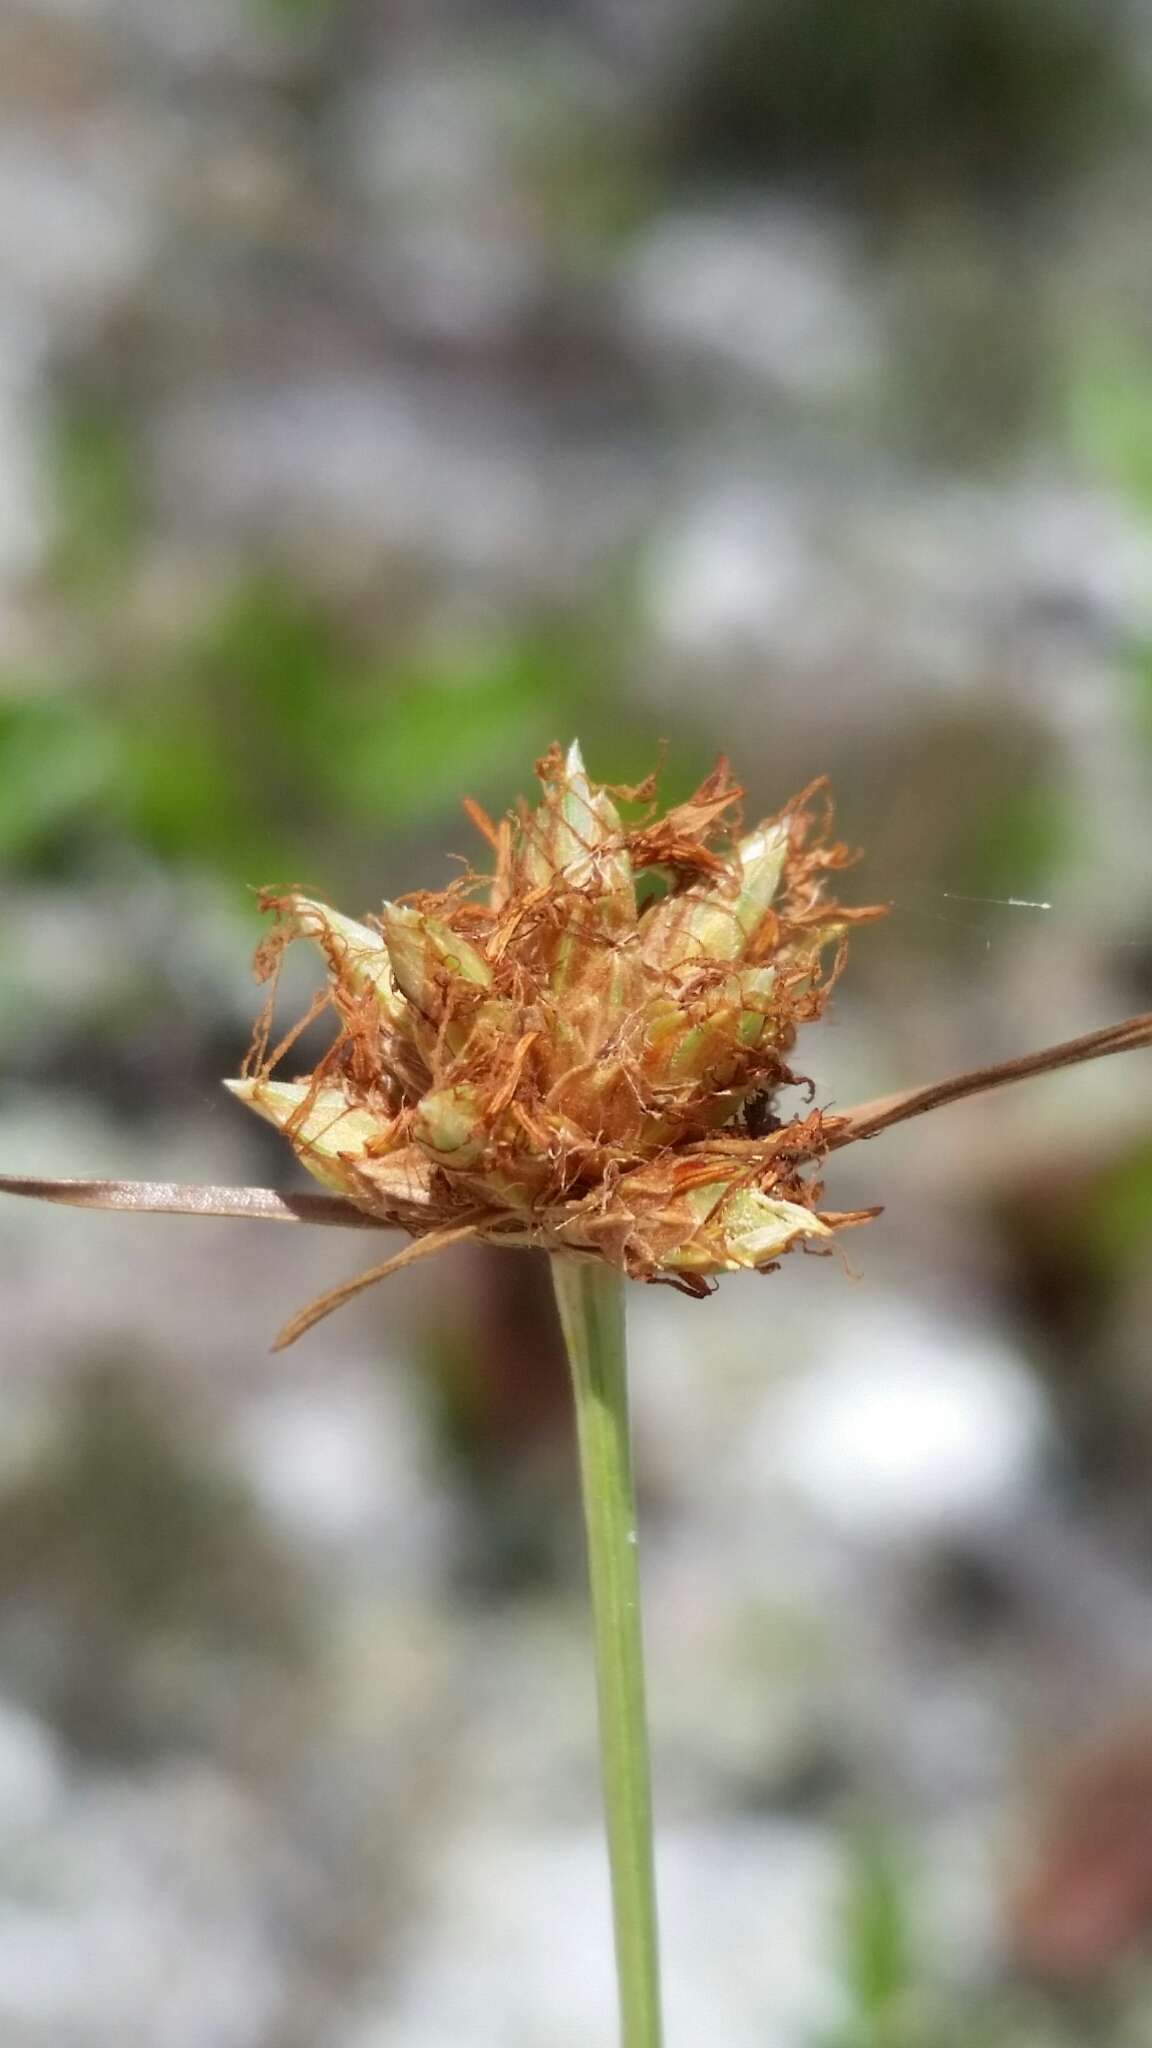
{"left": 551, "top": 1256, "right": 663, "bottom": 2048}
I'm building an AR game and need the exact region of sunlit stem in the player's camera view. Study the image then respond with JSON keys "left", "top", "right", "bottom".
{"left": 551, "top": 1256, "right": 663, "bottom": 2048}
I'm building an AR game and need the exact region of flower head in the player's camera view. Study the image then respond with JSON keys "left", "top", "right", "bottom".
{"left": 4, "top": 744, "right": 1151, "bottom": 1348}
{"left": 227, "top": 744, "right": 884, "bottom": 1306}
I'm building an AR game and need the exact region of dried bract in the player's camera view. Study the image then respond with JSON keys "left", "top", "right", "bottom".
{"left": 227, "top": 744, "right": 884, "bottom": 1302}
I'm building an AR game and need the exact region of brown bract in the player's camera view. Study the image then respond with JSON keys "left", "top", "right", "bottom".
{"left": 227, "top": 743, "right": 885, "bottom": 1308}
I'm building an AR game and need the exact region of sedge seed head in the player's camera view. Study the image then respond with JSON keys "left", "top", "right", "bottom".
{"left": 227, "top": 744, "right": 885, "bottom": 1293}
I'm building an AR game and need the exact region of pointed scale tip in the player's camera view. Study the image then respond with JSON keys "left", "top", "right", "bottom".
{"left": 565, "top": 738, "right": 586, "bottom": 777}
{"left": 379, "top": 899, "right": 491, "bottom": 1005}
{"left": 224, "top": 1077, "right": 389, "bottom": 1198}
{"left": 222, "top": 1077, "right": 313, "bottom": 1127}
{"left": 291, "top": 897, "right": 385, "bottom": 960}
{"left": 287, "top": 897, "right": 404, "bottom": 1020}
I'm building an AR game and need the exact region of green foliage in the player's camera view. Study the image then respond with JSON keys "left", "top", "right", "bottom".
{"left": 1069, "top": 344, "right": 1152, "bottom": 520}
{"left": 1131, "top": 645, "right": 1152, "bottom": 758}
{"left": 1070, "top": 346, "right": 1152, "bottom": 757}
{"left": 0, "top": 692, "right": 123, "bottom": 870}
{"left": 50, "top": 399, "right": 143, "bottom": 591}
{"left": 334, "top": 628, "right": 586, "bottom": 830}
{"left": 0, "top": 386, "right": 711, "bottom": 893}
{"left": 962, "top": 777, "right": 1073, "bottom": 905}
{"left": 664, "top": 0, "right": 1131, "bottom": 205}
{"left": 824, "top": 1829, "right": 922, "bottom": 2048}
{"left": 841, "top": 1833, "right": 914, "bottom": 2035}
{"left": 0, "top": 387, "right": 712, "bottom": 997}
{"left": 0, "top": 586, "right": 612, "bottom": 884}
{"left": 1085, "top": 1140, "right": 1152, "bottom": 1274}
{"left": 821, "top": 1828, "right": 1152, "bottom": 2048}
{"left": 134, "top": 576, "right": 358, "bottom": 874}
{"left": 255, "top": 0, "right": 343, "bottom": 28}
{"left": 530, "top": 136, "right": 653, "bottom": 253}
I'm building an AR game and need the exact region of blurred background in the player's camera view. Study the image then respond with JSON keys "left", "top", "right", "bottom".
{"left": 4, "top": 0, "right": 1152, "bottom": 2041}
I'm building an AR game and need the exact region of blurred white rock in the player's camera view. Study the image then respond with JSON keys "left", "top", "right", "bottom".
{"left": 0, "top": 1763, "right": 296, "bottom": 2048}
{"left": 344, "top": 1818, "right": 841, "bottom": 2048}
{"left": 626, "top": 203, "right": 881, "bottom": 400}
{"left": 232, "top": 1373, "right": 443, "bottom": 1569}
{"left": 0, "top": 1697, "right": 63, "bottom": 1836}
{"left": 757, "top": 1296, "right": 1051, "bottom": 1543}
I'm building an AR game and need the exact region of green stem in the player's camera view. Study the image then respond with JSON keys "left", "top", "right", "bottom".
{"left": 551, "top": 1256, "right": 663, "bottom": 2048}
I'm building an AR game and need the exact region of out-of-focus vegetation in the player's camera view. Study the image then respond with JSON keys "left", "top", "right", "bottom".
{"left": 663, "top": 0, "right": 1130, "bottom": 202}
{"left": 827, "top": 1832, "right": 921, "bottom": 2048}
{"left": 1, "top": 400, "right": 711, "bottom": 903}
{"left": 0, "top": 1363, "right": 312, "bottom": 1759}
{"left": 3, "top": 0, "right": 1152, "bottom": 2040}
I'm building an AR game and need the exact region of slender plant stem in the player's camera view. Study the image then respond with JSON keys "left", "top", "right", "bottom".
{"left": 551, "top": 1255, "right": 663, "bottom": 2048}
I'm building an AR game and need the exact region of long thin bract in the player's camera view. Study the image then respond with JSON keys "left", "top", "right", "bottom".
{"left": 0, "top": 1175, "right": 385, "bottom": 1228}
{"left": 834, "top": 1012, "right": 1152, "bottom": 1146}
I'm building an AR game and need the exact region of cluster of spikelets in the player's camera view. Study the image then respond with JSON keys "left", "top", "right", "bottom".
{"left": 227, "top": 745, "right": 884, "bottom": 1294}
